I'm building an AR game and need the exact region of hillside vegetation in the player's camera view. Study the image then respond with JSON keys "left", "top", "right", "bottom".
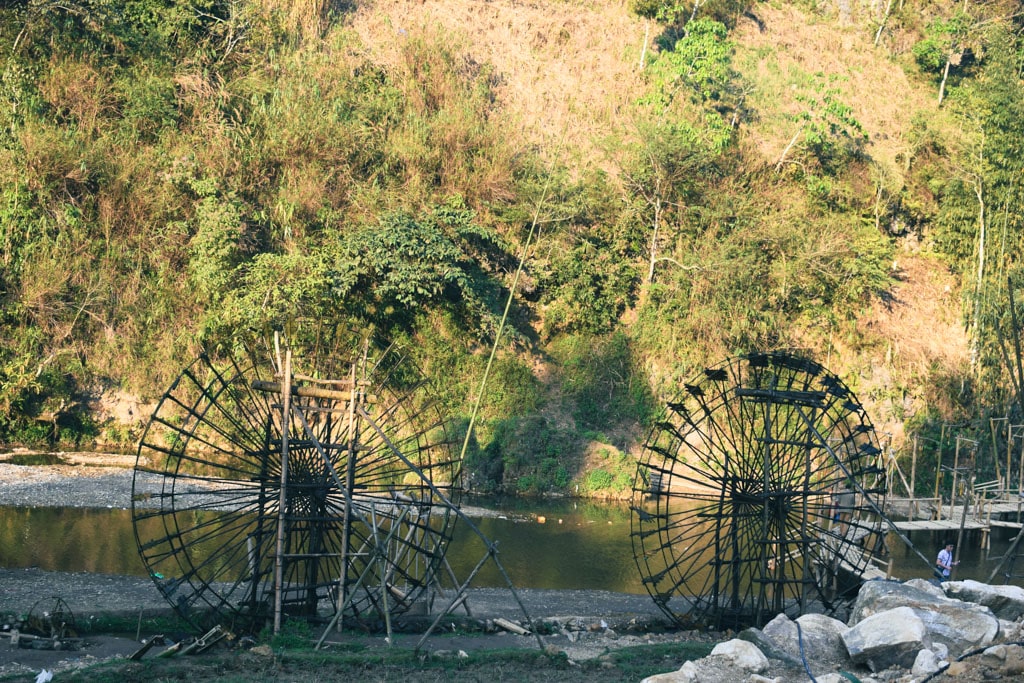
{"left": 1, "top": 0, "right": 1023, "bottom": 498}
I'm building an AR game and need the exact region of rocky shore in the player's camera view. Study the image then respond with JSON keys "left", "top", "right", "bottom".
{"left": 641, "top": 578, "right": 1024, "bottom": 682}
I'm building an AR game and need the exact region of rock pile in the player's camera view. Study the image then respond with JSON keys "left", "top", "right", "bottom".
{"left": 642, "top": 578, "right": 1024, "bottom": 682}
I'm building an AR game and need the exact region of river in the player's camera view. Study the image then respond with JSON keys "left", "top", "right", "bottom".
{"left": 0, "top": 495, "right": 1019, "bottom": 594}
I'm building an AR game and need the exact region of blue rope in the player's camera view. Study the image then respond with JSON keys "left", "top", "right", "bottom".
{"left": 795, "top": 619, "right": 818, "bottom": 683}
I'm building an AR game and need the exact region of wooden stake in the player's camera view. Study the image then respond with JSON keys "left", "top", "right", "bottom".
{"left": 910, "top": 437, "right": 918, "bottom": 521}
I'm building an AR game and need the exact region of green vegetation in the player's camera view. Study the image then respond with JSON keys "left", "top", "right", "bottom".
{"left": 1, "top": 0, "right": 1023, "bottom": 495}
{"left": 15, "top": 627, "right": 716, "bottom": 683}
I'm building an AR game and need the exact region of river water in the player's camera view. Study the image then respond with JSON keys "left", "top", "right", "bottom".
{"left": 0, "top": 496, "right": 1020, "bottom": 593}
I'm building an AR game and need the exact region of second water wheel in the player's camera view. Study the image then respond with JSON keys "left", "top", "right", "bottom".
{"left": 631, "top": 351, "right": 887, "bottom": 630}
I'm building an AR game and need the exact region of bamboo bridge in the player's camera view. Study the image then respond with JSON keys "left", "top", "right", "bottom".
{"left": 885, "top": 486, "right": 1024, "bottom": 550}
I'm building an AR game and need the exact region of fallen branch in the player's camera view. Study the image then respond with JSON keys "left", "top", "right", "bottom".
{"left": 493, "top": 618, "right": 530, "bottom": 636}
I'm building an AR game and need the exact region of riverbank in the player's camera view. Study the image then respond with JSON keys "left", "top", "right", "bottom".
{"left": 2, "top": 454, "right": 1017, "bottom": 683}
{"left": 0, "top": 566, "right": 706, "bottom": 679}
{"left": 0, "top": 450, "right": 538, "bottom": 517}
{"left": 0, "top": 454, "right": 701, "bottom": 678}
{"left": 0, "top": 566, "right": 671, "bottom": 628}
{"left": 0, "top": 451, "right": 141, "bottom": 509}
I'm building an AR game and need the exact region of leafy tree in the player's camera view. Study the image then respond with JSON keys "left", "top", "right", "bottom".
{"left": 628, "top": 126, "right": 700, "bottom": 286}
{"left": 523, "top": 167, "right": 642, "bottom": 338}
{"left": 212, "top": 199, "right": 509, "bottom": 341}
{"left": 187, "top": 179, "right": 250, "bottom": 304}
{"left": 537, "top": 240, "right": 637, "bottom": 337}
{"left": 629, "top": 0, "right": 665, "bottom": 18}
{"left": 621, "top": 18, "right": 741, "bottom": 302}
{"left": 775, "top": 73, "right": 867, "bottom": 176}
{"left": 642, "top": 18, "right": 742, "bottom": 151}
{"left": 912, "top": 11, "right": 981, "bottom": 105}
{"left": 629, "top": 0, "right": 751, "bottom": 27}
{"left": 550, "top": 331, "right": 654, "bottom": 433}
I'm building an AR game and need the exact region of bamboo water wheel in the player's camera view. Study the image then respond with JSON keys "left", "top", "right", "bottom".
{"left": 631, "top": 351, "right": 887, "bottom": 630}
{"left": 131, "top": 340, "right": 461, "bottom": 633}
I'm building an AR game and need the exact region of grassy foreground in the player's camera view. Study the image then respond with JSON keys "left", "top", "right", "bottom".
{"left": 49, "top": 643, "right": 713, "bottom": 683}
{"left": 0, "top": 613, "right": 714, "bottom": 682}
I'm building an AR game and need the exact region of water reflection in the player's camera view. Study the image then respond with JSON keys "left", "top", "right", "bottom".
{"left": 448, "top": 496, "right": 641, "bottom": 592}
{"left": 0, "top": 499, "right": 1021, "bottom": 594}
{"left": 0, "top": 506, "right": 146, "bottom": 576}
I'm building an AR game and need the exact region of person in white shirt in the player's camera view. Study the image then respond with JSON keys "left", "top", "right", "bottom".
{"left": 936, "top": 542, "right": 958, "bottom": 580}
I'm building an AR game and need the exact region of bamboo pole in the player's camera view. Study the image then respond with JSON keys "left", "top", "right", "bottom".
{"left": 335, "top": 361, "right": 360, "bottom": 633}
{"left": 953, "top": 477, "right": 970, "bottom": 576}
{"left": 1008, "top": 425, "right": 1015, "bottom": 495}
{"left": 910, "top": 437, "right": 918, "bottom": 521}
{"left": 1010, "top": 426, "right": 1024, "bottom": 524}
{"left": 273, "top": 348, "right": 292, "bottom": 634}
{"left": 886, "top": 452, "right": 893, "bottom": 503}
{"left": 991, "top": 417, "right": 1005, "bottom": 485}
{"left": 951, "top": 439, "right": 961, "bottom": 523}
{"left": 935, "top": 426, "right": 946, "bottom": 520}
{"left": 1017, "top": 425, "right": 1024, "bottom": 496}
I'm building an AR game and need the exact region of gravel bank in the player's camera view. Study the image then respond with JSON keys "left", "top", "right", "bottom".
{"left": 0, "top": 465, "right": 155, "bottom": 510}
{"left": 0, "top": 452, "right": 150, "bottom": 510}
{"left": 0, "top": 453, "right": 514, "bottom": 517}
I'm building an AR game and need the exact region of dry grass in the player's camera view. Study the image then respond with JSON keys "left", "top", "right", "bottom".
{"left": 862, "top": 254, "right": 968, "bottom": 372}
{"left": 732, "top": 2, "right": 939, "bottom": 180}
{"left": 345, "top": 0, "right": 647, "bottom": 169}
{"left": 851, "top": 252, "right": 970, "bottom": 437}
{"left": 345, "top": 1, "right": 947, "bottom": 184}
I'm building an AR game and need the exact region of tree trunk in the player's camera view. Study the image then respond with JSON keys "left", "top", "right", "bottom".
{"left": 970, "top": 177, "right": 986, "bottom": 373}
{"left": 938, "top": 58, "right": 952, "bottom": 105}
{"left": 646, "top": 197, "right": 662, "bottom": 285}
{"left": 775, "top": 126, "right": 804, "bottom": 171}
{"left": 874, "top": 0, "right": 894, "bottom": 46}
{"left": 639, "top": 20, "right": 649, "bottom": 70}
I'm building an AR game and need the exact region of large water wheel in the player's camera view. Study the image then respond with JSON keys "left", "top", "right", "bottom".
{"left": 131, "top": 340, "right": 461, "bottom": 633}
{"left": 631, "top": 351, "right": 887, "bottom": 630}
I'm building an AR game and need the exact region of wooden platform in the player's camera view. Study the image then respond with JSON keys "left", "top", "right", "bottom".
{"left": 983, "top": 501, "right": 1024, "bottom": 516}
{"left": 893, "top": 519, "right": 988, "bottom": 532}
{"left": 886, "top": 494, "right": 1024, "bottom": 536}
{"left": 988, "top": 520, "right": 1024, "bottom": 529}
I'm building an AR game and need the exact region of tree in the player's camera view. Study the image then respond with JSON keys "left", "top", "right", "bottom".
{"left": 622, "top": 121, "right": 707, "bottom": 288}
{"left": 937, "top": 27, "right": 1024, "bottom": 386}
{"left": 775, "top": 73, "right": 866, "bottom": 175}
{"left": 625, "top": 19, "right": 739, "bottom": 291}
{"left": 912, "top": 11, "right": 985, "bottom": 105}
{"left": 213, "top": 199, "right": 509, "bottom": 341}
